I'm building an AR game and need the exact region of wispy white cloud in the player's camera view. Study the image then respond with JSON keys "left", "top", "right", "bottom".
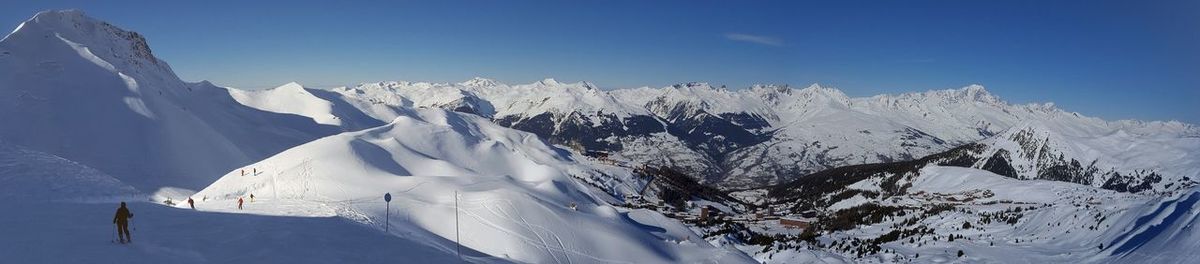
{"left": 724, "top": 33, "right": 784, "bottom": 47}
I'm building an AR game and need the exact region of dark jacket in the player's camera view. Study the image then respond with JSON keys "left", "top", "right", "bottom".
{"left": 113, "top": 206, "right": 132, "bottom": 224}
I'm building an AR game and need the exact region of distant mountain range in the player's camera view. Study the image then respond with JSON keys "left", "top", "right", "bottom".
{"left": 7, "top": 9, "right": 1195, "bottom": 195}
{"left": 318, "top": 77, "right": 1198, "bottom": 192}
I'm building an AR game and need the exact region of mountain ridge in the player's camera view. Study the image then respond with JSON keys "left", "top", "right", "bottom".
{"left": 294, "top": 76, "right": 1195, "bottom": 189}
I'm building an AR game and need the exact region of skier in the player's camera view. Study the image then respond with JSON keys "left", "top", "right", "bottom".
{"left": 238, "top": 197, "right": 244, "bottom": 210}
{"left": 112, "top": 202, "right": 133, "bottom": 243}
{"left": 250, "top": 193, "right": 255, "bottom": 202}
{"left": 188, "top": 197, "right": 195, "bottom": 209}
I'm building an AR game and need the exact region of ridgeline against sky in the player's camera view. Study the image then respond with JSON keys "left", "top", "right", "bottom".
{"left": 2, "top": 1, "right": 1197, "bottom": 123}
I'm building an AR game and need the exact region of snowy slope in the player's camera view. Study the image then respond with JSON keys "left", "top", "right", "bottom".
{"left": 746, "top": 164, "right": 1192, "bottom": 263}
{"left": 744, "top": 129, "right": 1199, "bottom": 263}
{"left": 331, "top": 78, "right": 720, "bottom": 183}
{"left": 0, "top": 139, "right": 139, "bottom": 201}
{"left": 192, "top": 108, "right": 753, "bottom": 263}
{"left": 889, "top": 166, "right": 1154, "bottom": 263}
{"left": 1105, "top": 188, "right": 1200, "bottom": 263}
{"left": 0, "top": 201, "right": 467, "bottom": 264}
{"left": 0, "top": 10, "right": 344, "bottom": 191}
{"left": 228, "top": 82, "right": 344, "bottom": 126}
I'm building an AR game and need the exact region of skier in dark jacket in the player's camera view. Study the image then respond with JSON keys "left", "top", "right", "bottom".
{"left": 113, "top": 202, "right": 133, "bottom": 243}
{"left": 188, "top": 197, "right": 195, "bottom": 209}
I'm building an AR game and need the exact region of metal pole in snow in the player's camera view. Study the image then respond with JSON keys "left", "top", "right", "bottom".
{"left": 272, "top": 169, "right": 278, "bottom": 199}
{"left": 456, "top": 190, "right": 461, "bottom": 260}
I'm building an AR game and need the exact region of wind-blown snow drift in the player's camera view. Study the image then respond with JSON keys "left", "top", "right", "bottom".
{"left": 0, "top": 139, "right": 138, "bottom": 201}
{"left": 193, "top": 108, "right": 753, "bottom": 263}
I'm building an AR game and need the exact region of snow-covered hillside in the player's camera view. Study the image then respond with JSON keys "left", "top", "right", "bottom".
{"left": 0, "top": 201, "right": 467, "bottom": 263}
{"left": 0, "top": 139, "right": 138, "bottom": 201}
{"left": 731, "top": 163, "right": 1199, "bottom": 263}
{"left": 734, "top": 126, "right": 1199, "bottom": 263}
{"left": 331, "top": 78, "right": 720, "bottom": 183}
{"left": 0, "top": 11, "right": 750, "bottom": 263}
{"left": 719, "top": 84, "right": 1198, "bottom": 189}
{"left": 1106, "top": 188, "right": 1200, "bottom": 264}
{"left": 0, "top": 10, "right": 346, "bottom": 191}
{"left": 191, "top": 108, "right": 753, "bottom": 263}
{"left": 966, "top": 123, "right": 1200, "bottom": 193}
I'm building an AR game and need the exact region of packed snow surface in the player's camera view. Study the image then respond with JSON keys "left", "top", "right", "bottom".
{"left": 0, "top": 139, "right": 138, "bottom": 201}
{"left": 193, "top": 108, "right": 753, "bottom": 263}
{"left": 0, "top": 201, "right": 466, "bottom": 264}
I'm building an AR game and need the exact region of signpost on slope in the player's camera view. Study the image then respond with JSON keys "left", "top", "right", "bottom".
{"left": 384, "top": 193, "right": 392, "bottom": 232}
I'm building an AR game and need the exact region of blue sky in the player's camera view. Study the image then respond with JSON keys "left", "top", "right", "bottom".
{"left": 2, "top": 1, "right": 1197, "bottom": 123}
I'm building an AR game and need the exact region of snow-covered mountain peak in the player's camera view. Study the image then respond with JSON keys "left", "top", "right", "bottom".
{"left": 669, "top": 81, "right": 725, "bottom": 91}
{"left": 921, "top": 84, "right": 1003, "bottom": 105}
{"left": 13, "top": 9, "right": 160, "bottom": 69}
{"left": 653, "top": 82, "right": 754, "bottom": 113}
{"left": 28, "top": 9, "right": 91, "bottom": 29}
{"left": 495, "top": 79, "right": 649, "bottom": 118}
{"left": 274, "top": 81, "right": 306, "bottom": 91}
{"left": 0, "top": 11, "right": 356, "bottom": 190}
{"left": 458, "top": 76, "right": 498, "bottom": 87}
{"left": 868, "top": 84, "right": 1005, "bottom": 108}
{"left": 962, "top": 83, "right": 986, "bottom": 92}
{"left": 526, "top": 78, "right": 600, "bottom": 92}
{"left": 794, "top": 82, "right": 849, "bottom": 99}
{"left": 195, "top": 80, "right": 216, "bottom": 87}
{"left": 749, "top": 83, "right": 791, "bottom": 94}
{"left": 538, "top": 77, "right": 560, "bottom": 86}
{"left": 956, "top": 84, "right": 1001, "bottom": 103}
{"left": 1026, "top": 102, "right": 1058, "bottom": 111}
{"left": 580, "top": 80, "right": 599, "bottom": 90}
{"left": 755, "top": 82, "right": 851, "bottom": 111}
